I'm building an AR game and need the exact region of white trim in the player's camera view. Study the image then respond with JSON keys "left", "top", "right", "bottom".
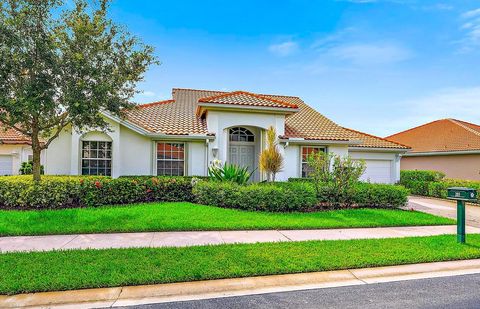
{"left": 197, "top": 103, "right": 298, "bottom": 115}
{"left": 280, "top": 138, "right": 361, "bottom": 145}
{"left": 154, "top": 141, "right": 187, "bottom": 176}
{"left": 403, "top": 150, "right": 480, "bottom": 156}
{"left": 349, "top": 147, "right": 409, "bottom": 153}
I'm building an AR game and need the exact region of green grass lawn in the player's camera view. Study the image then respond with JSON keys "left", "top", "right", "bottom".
{"left": 2, "top": 234, "right": 480, "bottom": 295}
{"left": 0, "top": 202, "right": 454, "bottom": 236}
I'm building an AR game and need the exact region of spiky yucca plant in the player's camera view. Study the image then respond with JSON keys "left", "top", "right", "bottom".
{"left": 259, "top": 126, "right": 284, "bottom": 182}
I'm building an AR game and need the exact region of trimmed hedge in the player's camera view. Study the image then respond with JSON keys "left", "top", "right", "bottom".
{"left": 400, "top": 170, "right": 445, "bottom": 183}
{"left": 400, "top": 170, "right": 480, "bottom": 202}
{"left": 193, "top": 180, "right": 408, "bottom": 211}
{"left": 193, "top": 181, "right": 318, "bottom": 212}
{"left": 0, "top": 176, "right": 194, "bottom": 210}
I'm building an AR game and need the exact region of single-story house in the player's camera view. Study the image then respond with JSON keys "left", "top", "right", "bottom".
{"left": 0, "top": 126, "right": 44, "bottom": 175}
{"left": 1, "top": 88, "right": 409, "bottom": 183}
{"left": 386, "top": 118, "right": 480, "bottom": 180}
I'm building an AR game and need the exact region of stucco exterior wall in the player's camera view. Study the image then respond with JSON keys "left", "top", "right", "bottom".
{"left": 120, "top": 126, "right": 152, "bottom": 176}
{"left": 0, "top": 144, "right": 43, "bottom": 175}
{"left": 400, "top": 154, "right": 480, "bottom": 180}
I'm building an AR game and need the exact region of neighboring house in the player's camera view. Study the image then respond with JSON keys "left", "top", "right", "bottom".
{"left": 387, "top": 119, "right": 480, "bottom": 180}
{"left": 0, "top": 126, "right": 43, "bottom": 175}
{"left": 1, "top": 88, "right": 408, "bottom": 183}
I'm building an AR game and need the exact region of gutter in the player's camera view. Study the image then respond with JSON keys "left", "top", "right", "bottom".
{"left": 279, "top": 138, "right": 362, "bottom": 146}
{"left": 349, "top": 147, "right": 410, "bottom": 153}
{"left": 404, "top": 150, "right": 480, "bottom": 157}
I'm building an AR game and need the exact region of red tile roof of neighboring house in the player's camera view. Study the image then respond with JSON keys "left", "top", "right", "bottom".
{"left": 386, "top": 118, "right": 480, "bottom": 153}
{"left": 123, "top": 88, "right": 408, "bottom": 149}
{"left": 0, "top": 125, "right": 31, "bottom": 145}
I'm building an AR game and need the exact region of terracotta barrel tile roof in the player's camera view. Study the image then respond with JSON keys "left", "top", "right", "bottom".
{"left": 386, "top": 118, "right": 480, "bottom": 153}
{"left": 123, "top": 88, "right": 407, "bottom": 149}
{"left": 0, "top": 125, "right": 31, "bottom": 144}
{"left": 198, "top": 91, "right": 298, "bottom": 109}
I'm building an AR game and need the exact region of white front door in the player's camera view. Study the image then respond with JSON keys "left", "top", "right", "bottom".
{"left": 0, "top": 155, "right": 13, "bottom": 175}
{"left": 229, "top": 145, "right": 255, "bottom": 172}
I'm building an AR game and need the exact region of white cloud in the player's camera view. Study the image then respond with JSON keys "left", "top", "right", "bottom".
{"left": 458, "top": 8, "right": 480, "bottom": 52}
{"left": 325, "top": 42, "right": 413, "bottom": 65}
{"left": 386, "top": 86, "right": 480, "bottom": 134}
{"left": 268, "top": 41, "right": 299, "bottom": 57}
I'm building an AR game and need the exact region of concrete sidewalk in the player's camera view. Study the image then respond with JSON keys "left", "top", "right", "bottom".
{"left": 2, "top": 225, "right": 480, "bottom": 253}
{"left": 408, "top": 196, "right": 480, "bottom": 227}
{"left": 2, "top": 259, "right": 480, "bottom": 308}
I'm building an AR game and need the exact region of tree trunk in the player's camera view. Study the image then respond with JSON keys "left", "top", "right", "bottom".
{"left": 31, "top": 124, "right": 42, "bottom": 182}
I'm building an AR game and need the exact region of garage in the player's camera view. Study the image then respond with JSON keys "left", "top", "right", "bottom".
{"left": 359, "top": 160, "right": 392, "bottom": 183}
{"left": 0, "top": 155, "right": 13, "bottom": 175}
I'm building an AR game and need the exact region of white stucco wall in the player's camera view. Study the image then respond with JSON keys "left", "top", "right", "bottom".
{"left": 120, "top": 126, "right": 152, "bottom": 176}
{"left": 187, "top": 141, "right": 207, "bottom": 176}
{"left": 0, "top": 144, "right": 44, "bottom": 175}
{"left": 277, "top": 144, "right": 300, "bottom": 181}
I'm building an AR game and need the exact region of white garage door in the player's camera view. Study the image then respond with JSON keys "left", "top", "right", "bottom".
{"left": 359, "top": 160, "right": 392, "bottom": 184}
{"left": 0, "top": 155, "right": 13, "bottom": 175}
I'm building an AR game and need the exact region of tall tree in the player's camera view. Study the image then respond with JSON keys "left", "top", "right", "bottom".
{"left": 0, "top": 0, "right": 157, "bottom": 181}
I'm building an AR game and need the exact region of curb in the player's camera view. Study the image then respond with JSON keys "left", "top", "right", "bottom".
{"left": 2, "top": 259, "right": 480, "bottom": 308}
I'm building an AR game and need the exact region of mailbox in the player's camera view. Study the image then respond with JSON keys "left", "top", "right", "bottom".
{"left": 447, "top": 187, "right": 477, "bottom": 201}
{"left": 447, "top": 187, "right": 477, "bottom": 243}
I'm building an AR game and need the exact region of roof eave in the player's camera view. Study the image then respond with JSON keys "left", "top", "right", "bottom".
{"left": 279, "top": 138, "right": 361, "bottom": 145}
{"left": 197, "top": 103, "right": 299, "bottom": 115}
{"left": 349, "top": 146, "right": 410, "bottom": 153}
{"left": 404, "top": 150, "right": 480, "bottom": 156}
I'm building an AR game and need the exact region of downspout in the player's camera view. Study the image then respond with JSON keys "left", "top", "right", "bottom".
{"left": 205, "top": 139, "right": 209, "bottom": 176}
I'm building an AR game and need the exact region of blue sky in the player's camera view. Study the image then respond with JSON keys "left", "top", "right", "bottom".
{"left": 109, "top": 0, "right": 480, "bottom": 136}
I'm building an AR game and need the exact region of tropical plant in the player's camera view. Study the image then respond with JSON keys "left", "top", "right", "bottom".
{"left": 259, "top": 126, "right": 284, "bottom": 182}
{"left": 208, "top": 162, "right": 253, "bottom": 185}
{"left": 19, "top": 161, "right": 44, "bottom": 175}
{"left": 0, "top": 0, "right": 157, "bottom": 181}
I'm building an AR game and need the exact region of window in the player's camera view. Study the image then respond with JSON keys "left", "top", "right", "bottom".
{"left": 157, "top": 142, "right": 185, "bottom": 176}
{"left": 27, "top": 154, "right": 33, "bottom": 162}
{"left": 229, "top": 127, "right": 254, "bottom": 142}
{"left": 301, "top": 146, "right": 326, "bottom": 178}
{"left": 81, "top": 141, "right": 112, "bottom": 176}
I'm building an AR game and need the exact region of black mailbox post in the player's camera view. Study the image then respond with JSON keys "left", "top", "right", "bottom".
{"left": 447, "top": 187, "right": 478, "bottom": 243}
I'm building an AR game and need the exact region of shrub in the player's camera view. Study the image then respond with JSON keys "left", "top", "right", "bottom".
{"left": 193, "top": 181, "right": 318, "bottom": 212}
{"left": 400, "top": 170, "right": 445, "bottom": 183}
{"left": 0, "top": 175, "right": 195, "bottom": 210}
{"left": 19, "top": 161, "right": 44, "bottom": 175}
{"left": 316, "top": 182, "right": 408, "bottom": 209}
{"left": 259, "top": 126, "right": 284, "bottom": 182}
{"left": 208, "top": 162, "right": 253, "bottom": 185}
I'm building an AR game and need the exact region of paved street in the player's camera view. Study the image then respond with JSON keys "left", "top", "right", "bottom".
{"left": 119, "top": 273, "right": 480, "bottom": 309}
{"left": 409, "top": 196, "right": 480, "bottom": 227}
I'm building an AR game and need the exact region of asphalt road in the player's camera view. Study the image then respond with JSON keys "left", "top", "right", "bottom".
{"left": 118, "top": 273, "right": 480, "bottom": 309}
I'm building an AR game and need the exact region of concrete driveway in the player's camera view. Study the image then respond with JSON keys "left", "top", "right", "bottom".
{"left": 408, "top": 196, "right": 480, "bottom": 227}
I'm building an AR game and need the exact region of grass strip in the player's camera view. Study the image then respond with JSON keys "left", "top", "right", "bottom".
{"left": 0, "top": 202, "right": 454, "bottom": 236}
{"left": 2, "top": 234, "right": 480, "bottom": 295}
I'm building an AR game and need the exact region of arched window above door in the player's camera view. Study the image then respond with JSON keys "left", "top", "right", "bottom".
{"left": 229, "top": 127, "right": 255, "bottom": 142}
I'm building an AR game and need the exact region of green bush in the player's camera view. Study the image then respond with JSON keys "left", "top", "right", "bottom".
{"left": 400, "top": 170, "right": 445, "bottom": 183}
{"left": 193, "top": 181, "right": 318, "bottom": 212}
{"left": 19, "top": 161, "right": 45, "bottom": 175}
{"left": 316, "top": 182, "right": 408, "bottom": 209}
{"left": 0, "top": 176, "right": 195, "bottom": 210}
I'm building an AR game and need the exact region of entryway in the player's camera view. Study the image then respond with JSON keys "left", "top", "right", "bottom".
{"left": 228, "top": 127, "right": 257, "bottom": 180}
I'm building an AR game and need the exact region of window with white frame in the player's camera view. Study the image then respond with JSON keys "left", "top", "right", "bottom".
{"left": 81, "top": 141, "right": 112, "bottom": 176}
{"left": 157, "top": 142, "right": 185, "bottom": 176}
{"left": 301, "top": 146, "right": 326, "bottom": 178}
